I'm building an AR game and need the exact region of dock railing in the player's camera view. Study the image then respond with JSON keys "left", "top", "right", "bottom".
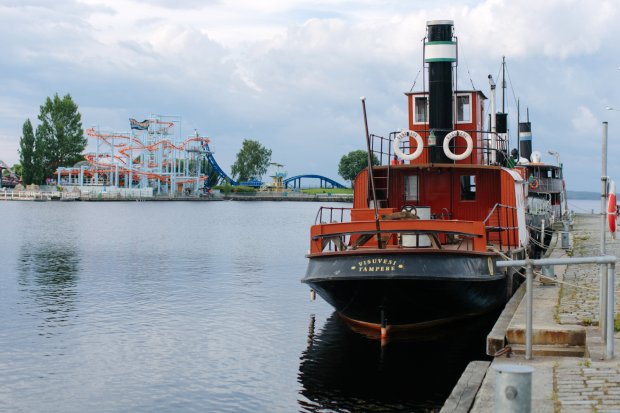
{"left": 0, "top": 190, "right": 58, "bottom": 201}
{"left": 497, "top": 255, "right": 617, "bottom": 360}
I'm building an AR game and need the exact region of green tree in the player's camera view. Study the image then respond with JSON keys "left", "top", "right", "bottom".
{"left": 230, "top": 139, "right": 272, "bottom": 182}
{"left": 36, "top": 93, "right": 85, "bottom": 180}
{"left": 18, "top": 94, "right": 85, "bottom": 184}
{"left": 18, "top": 119, "right": 35, "bottom": 184}
{"left": 11, "top": 164, "right": 22, "bottom": 178}
{"left": 338, "top": 150, "right": 379, "bottom": 186}
{"left": 32, "top": 129, "right": 48, "bottom": 184}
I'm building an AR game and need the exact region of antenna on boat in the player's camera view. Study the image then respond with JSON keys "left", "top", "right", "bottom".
{"left": 488, "top": 74, "right": 497, "bottom": 164}
{"left": 517, "top": 99, "right": 520, "bottom": 160}
{"left": 360, "top": 97, "right": 384, "bottom": 249}
{"left": 501, "top": 56, "right": 506, "bottom": 113}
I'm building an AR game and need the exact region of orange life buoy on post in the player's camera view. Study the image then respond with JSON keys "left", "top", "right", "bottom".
{"left": 529, "top": 178, "right": 539, "bottom": 190}
{"left": 608, "top": 180, "right": 617, "bottom": 238}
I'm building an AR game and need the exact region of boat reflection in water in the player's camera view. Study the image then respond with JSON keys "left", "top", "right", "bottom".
{"left": 298, "top": 312, "right": 498, "bottom": 412}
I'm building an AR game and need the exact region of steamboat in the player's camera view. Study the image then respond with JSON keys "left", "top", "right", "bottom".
{"left": 302, "top": 20, "right": 538, "bottom": 333}
{"left": 517, "top": 122, "right": 568, "bottom": 257}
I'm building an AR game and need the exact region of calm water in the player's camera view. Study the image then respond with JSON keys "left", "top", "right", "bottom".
{"left": 568, "top": 199, "right": 602, "bottom": 214}
{"left": 0, "top": 201, "right": 491, "bottom": 413}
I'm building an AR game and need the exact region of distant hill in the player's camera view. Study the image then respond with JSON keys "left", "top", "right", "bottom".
{"left": 567, "top": 190, "right": 599, "bottom": 200}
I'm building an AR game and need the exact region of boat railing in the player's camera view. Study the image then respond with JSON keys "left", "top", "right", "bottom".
{"left": 483, "top": 203, "right": 519, "bottom": 251}
{"left": 528, "top": 194, "right": 552, "bottom": 216}
{"left": 314, "top": 206, "right": 352, "bottom": 225}
{"left": 309, "top": 219, "right": 487, "bottom": 253}
{"left": 528, "top": 177, "right": 563, "bottom": 193}
{"left": 371, "top": 130, "right": 512, "bottom": 167}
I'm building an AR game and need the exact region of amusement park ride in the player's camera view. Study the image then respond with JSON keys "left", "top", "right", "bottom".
{"left": 57, "top": 115, "right": 249, "bottom": 195}
{"left": 55, "top": 114, "right": 346, "bottom": 194}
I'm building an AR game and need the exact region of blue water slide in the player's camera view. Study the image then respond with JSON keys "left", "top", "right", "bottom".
{"left": 283, "top": 174, "right": 347, "bottom": 189}
{"left": 203, "top": 143, "right": 238, "bottom": 186}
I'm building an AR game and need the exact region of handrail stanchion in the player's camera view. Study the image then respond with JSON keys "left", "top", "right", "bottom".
{"left": 601, "top": 121, "right": 609, "bottom": 341}
{"left": 526, "top": 259, "right": 533, "bottom": 360}
{"left": 607, "top": 261, "right": 616, "bottom": 359}
{"left": 497, "top": 255, "right": 617, "bottom": 361}
{"left": 602, "top": 263, "right": 608, "bottom": 342}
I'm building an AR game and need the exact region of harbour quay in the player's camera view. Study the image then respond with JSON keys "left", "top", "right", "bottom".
{"left": 0, "top": 186, "right": 353, "bottom": 202}
{"left": 442, "top": 213, "right": 620, "bottom": 412}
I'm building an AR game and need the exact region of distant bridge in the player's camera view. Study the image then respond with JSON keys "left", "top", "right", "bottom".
{"left": 283, "top": 174, "right": 347, "bottom": 189}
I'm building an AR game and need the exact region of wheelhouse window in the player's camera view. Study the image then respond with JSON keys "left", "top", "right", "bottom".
{"left": 456, "top": 94, "right": 471, "bottom": 123}
{"left": 414, "top": 97, "right": 428, "bottom": 123}
{"left": 405, "top": 175, "right": 419, "bottom": 201}
{"left": 460, "top": 175, "right": 476, "bottom": 200}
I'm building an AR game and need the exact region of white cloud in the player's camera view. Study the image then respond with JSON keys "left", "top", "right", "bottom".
{"left": 1, "top": 0, "right": 619, "bottom": 189}
{"left": 572, "top": 106, "right": 600, "bottom": 136}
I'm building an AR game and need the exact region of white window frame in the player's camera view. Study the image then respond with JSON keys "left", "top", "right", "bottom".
{"left": 455, "top": 93, "right": 472, "bottom": 124}
{"left": 405, "top": 175, "right": 419, "bottom": 201}
{"left": 413, "top": 96, "right": 429, "bottom": 124}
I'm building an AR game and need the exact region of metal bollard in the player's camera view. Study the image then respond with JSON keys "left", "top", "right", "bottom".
{"left": 561, "top": 231, "right": 570, "bottom": 249}
{"left": 494, "top": 364, "right": 534, "bottom": 412}
{"left": 542, "top": 265, "right": 555, "bottom": 279}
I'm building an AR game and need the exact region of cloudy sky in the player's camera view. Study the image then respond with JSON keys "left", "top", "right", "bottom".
{"left": 1, "top": 0, "right": 619, "bottom": 191}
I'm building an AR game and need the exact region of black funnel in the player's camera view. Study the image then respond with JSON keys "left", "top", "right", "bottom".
{"left": 425, "top": 20, "right": 456, "bottom": 163}
{"left": 519, "top": 122, "right": 532, "bottom": 161}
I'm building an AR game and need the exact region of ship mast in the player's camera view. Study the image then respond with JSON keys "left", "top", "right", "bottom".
{"left": 501, "top": 56, "right": 506, "bottom": 113}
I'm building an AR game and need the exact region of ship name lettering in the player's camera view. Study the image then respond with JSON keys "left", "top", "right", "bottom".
{"left": 357, "top": 265, "right": 397, "bottom": 272}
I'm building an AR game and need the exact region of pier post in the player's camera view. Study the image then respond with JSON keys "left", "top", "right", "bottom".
{"left": 601, "top": 122, "right": 609, "bottom": 340}
{"left": 525, "top": 261, "right": 533, "bottom": 360}
{"left": 607, "top": 262, "right": 616, "bottom": 359}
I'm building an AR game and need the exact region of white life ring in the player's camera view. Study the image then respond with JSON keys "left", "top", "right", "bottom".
{"left": 393, "top": 130, "right": 424, "bottom": 161}
{"left": 443, "top": 130, "right": 473, "bottom": 161}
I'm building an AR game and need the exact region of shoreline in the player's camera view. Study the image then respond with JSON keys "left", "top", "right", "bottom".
{"left": 0, "top": 189, "right": 353, "bottom": 203}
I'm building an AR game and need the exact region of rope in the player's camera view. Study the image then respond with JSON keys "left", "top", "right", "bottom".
{"left": 504, "top": 61, "right": 520, "bottom": 110}
{"left": 409, "top": 68, "right": 422, "bottom": 93}
{"left": 458, "top": 41, "right": 477, "bottom": 90}
{"left": 568, "top": 202, "right": 597, "bottom": 213}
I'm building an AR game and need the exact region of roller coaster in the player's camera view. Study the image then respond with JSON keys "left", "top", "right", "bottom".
{"left": 55, "top": 114, "right": 345, "bottom": 194}
{"left": 57, "top": 115, "right": 241, "bottom": 194}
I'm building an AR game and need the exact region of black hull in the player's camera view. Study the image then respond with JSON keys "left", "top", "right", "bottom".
{"left": 303, "top": 251, "right": 512, "bottom": 328}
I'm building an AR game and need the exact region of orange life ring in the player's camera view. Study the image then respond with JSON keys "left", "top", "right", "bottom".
{"left": 529, "top": 178, "right": 539, "bottom": 189}
{"left": 608, "top": 181, "right": 617, "bottom": 236}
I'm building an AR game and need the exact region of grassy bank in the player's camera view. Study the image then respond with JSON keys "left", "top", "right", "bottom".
{"left": 301, "top": 188, "right": 353, "bottom": 195}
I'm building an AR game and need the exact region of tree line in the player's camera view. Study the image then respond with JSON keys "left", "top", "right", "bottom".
{"left": 15, "top": 92, "right": 371, "bottom": 188}
{"left": 15, "top": 93, "right": 273, "bottom": 186}
{"left": 19, "top": 93, "right": 86, "bottom": 185}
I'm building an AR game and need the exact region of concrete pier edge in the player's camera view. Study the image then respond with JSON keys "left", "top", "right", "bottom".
{"left": 444, "top": 213, "right": 620, "bottom": 412}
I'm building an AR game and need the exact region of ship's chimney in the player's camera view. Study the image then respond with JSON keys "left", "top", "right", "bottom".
{"left": 425, "top": 20, "right": 456, "bottom": 163}
{"left": 519, "top": 121, "right": 532, "bottom": 161}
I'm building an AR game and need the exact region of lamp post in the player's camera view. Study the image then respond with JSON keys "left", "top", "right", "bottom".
{"left": 548, "top": 150, "right": 560, "bottom": 166}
